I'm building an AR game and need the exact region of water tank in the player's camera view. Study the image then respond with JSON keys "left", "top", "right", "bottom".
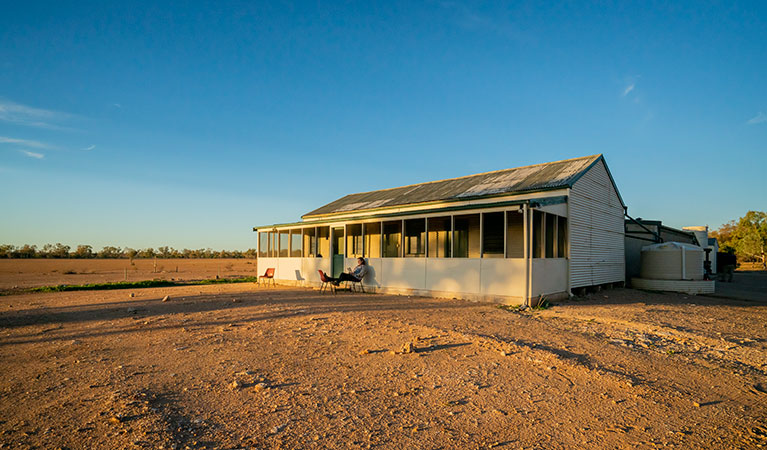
{"left": 640, "top": 242, "right": 704, "bottom": 280}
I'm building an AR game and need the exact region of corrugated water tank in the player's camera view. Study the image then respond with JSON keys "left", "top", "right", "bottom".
{"left": 640, "top": 242, "right": 704, "bottom": 280}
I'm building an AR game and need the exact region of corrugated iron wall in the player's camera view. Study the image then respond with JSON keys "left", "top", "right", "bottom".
{"left": 569, "top": 160, "right": 625, "bottom": 288}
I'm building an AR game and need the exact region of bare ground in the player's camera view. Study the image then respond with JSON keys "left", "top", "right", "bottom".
{"left": 0, "top": 268, "right": 766, "bottom": 449}
{"left": 0, "top": 259, "right": 258, "bottom": 291}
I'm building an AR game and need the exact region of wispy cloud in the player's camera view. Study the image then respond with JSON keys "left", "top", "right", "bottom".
{"left": 83, "top": 144, "right": 96, "bottom": 151}
{"left": 20, "top": 150, "right": 44, "bottom": 159}
{"left": 622, "top": 83, "right": 635, "bottom": 96}
{"left": 0, "top": 98, "right": 75, "bottom": 130}
{"left": 437, "top": 2, "right": 531, "bottom": 43}
{"left": 0, "top": 136, "right": 52, "bottom": 149}
{"left": 747, "top": 112, "right": 767, "bottom": 125}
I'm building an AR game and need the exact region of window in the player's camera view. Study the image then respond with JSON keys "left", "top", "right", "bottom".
{"left": 383, "top": 221, "right": 401, "bottom": 257}
{"left": 303, "top": 228, "right": 316, "bottom": 257}
{"left": 506, "top": 211, "right": 524, "bottom": 258}
{"left": 364, "top": 222, "right": 381, "bottom": 258}
{"left": 482, "top": 212, "right": 504, "bottom": 258}
{"left": 317, "top": 227, "right": 330, "bottom": 257}
{"left": 270, "top": 232, "right": 278, "bottom": 258}
{"left": 545, "top": 213, "right": 556, "bottom": 258}
{"left": 279, "top": 231, "right": 289, "bottom": 257}
{"left": 290, "top": 230, "right": 302, "bottom": 257}
{"left": 454, "top": 214, "right": 480, "bottom": 258}
{"left": 404, "top": 218, "right": 425, "bottom": 257}
{"left": 346, "top": 224, "right": 363, "bottom": 257}
{"left": 258, "top": 232, "right": 268, "bottom": 258}
{"left": 557, "top": 216, "right": 568, "bottom": 258}
{"left": 532, "top": 210, "right": 544, "bottom": 258}
{"left": 427, "top": 216, "right": 451, "bottom": 258}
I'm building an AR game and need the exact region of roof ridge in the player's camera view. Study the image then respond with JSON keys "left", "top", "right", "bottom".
{"left": 332, "top": 154, "right": 601, "bottom": 198}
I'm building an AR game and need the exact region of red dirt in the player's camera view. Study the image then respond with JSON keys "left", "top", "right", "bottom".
{"left": 0, "top": 259, "right": 257, "bottom": 290}
{"left": 1, "top": 263, "right": 766, "bottom": 449}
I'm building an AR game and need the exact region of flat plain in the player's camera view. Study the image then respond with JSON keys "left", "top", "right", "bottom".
{"left": 1, "top": 260, "right": 766, "bottom": 449}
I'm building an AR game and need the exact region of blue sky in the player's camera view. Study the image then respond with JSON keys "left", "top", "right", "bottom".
{"left": 1, "top": 1, "right": 765, "bottom": 250}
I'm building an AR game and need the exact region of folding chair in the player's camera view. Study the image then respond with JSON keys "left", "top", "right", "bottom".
{"left": 318, "top": 270, "right": 336, "bottom": 295}
{"left": 258, "top": 268, "right": 275, "bottom": 287}
{"left": 347, "top": 278, "right": 365, "bottom": 293}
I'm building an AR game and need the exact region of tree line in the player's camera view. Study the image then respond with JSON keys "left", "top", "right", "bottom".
{"left": 710, "top": 210, "right": 766, "bottom": 265}
{"left": 0, "top": 244, "right": 257, "bottom": 259}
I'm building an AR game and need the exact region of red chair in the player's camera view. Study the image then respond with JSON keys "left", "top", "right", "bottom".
{"left": 318, "top": 270, "right": 336, "bottom": 295}
{"left": 258, "top": 268, "right": 275, "bottom": 287}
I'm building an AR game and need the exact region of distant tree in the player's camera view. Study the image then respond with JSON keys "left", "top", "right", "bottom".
{"left": 734, "top": 211, "right": 766, "bottom": 264}
{"left": 244, "top": 248, "right": 257, "bottom": 259}
{"left": 41, "top": 243, "right": 70, "bottom": 258}
{"left": 0, "top": 244, "right": 14, "bottom": 258}
{"left": 713, "top": 211, "right": 767, "bottom": 265}
{"left": 72, "top": 244, "right": 93, "bottom": 258}
{"left": 137, "top": 248, "right": 156, "bottom": 258}
{"left": 15, "top": 244, "right": 38, "bottom": 258}
{"left": 98, "top": 246, "right": 123, "bottom": 258}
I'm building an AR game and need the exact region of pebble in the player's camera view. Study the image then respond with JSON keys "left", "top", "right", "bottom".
{"left": 693, "top": 402, "right": 701, "bottom": 407}
{"left": 254, "top": 383, "right": 268, "bottom": 391}
{"left": 162, "top": 296, "right": 170, "bottom": 302}
{"left": 402, "top": 342, "right": 415, "bottom": 354}
{"left": 270, "top": 424, "right": 285, "bottom": 434}
{"left": 129, "top": 293, "right": 135, "bottom": 298}
{"left": 230, "top": 380, "right": 242, "bottom": 390}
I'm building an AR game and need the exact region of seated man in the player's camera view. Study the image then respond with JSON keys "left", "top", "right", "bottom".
{"left": 332, "top": 258, "right": 368, "bottom": 286}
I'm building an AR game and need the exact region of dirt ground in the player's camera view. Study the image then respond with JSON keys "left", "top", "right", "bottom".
{"left": 1, "top": 266, "right": 766, "bottom": 449}
{"left": 0, "top": 259, "right": 258, "bottom": 291}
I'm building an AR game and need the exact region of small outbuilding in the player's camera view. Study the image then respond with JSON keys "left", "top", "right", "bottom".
{"left": 253, "top": 154, "right": 626, "bottom": 305}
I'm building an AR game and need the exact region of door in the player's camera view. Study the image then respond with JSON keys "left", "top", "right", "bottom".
{"left": 332, "top": 227, "right": 345, "bottom": 278}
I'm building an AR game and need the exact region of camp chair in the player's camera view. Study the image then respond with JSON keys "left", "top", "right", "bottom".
{"left": 318, "top": 270, "right": 336, "bottom": 295}
{"left": 346, "top": 276, "right": 365, "bottom": 293}
{"left": 258, "top": 268, "right": 275, "bottom": 287}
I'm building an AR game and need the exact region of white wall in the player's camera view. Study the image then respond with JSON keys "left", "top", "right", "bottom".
{"left": 531, "top": 259, "right": 568, "bottom": 297}
{"left": 426, "top": 259, "right": 481, "bottom": 294}
{"left": 480, "top": 259, "right": 527, "bottom": 297}
{"left": 259, "top": 255, "right": 566, "bottom": 304}
{"left": 569, "top": 159, "right": 625, "bottom": 288}
{"left": 257, "top": 257, "right": 330, "bottom": 286}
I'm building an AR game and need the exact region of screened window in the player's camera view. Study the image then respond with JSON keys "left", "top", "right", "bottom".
{"left": 532, "top": 210, "right": 544, "bottom": 258}
{"left": 383, "top": 221, "right": 401, "bottom": 257}
{"left": 506, "top": 211, "right": 524, "bottom": 258}
{"left": 279, "top": 231, "right": 289, "bottom": 257}
{"left": 346, "top": 224, "right": 363, "bottom": 257}
{"left": 482, "top": 212, "right": 504, "bottom": 258}
{"left": 303, "top": 228, "right": 317, "bottom": 257}
{"left": 364, "top": 222, "right": 381, "bottom": 258}
{"left": 270, "top": 232, "right": 278, "bottom": 258}
{"left": 427, "top": 217, "right": 451, "bottom": 258}
{"left": 317, "top": 227, "right": 330, "bottom": 257}
{"left": 258, "top": 232, "right": 268, "bottom": 258}
{"left": 290, "top": 230, "right": 302, "bottom": 257}
{"left": 557, "top": 216, "right": 568, "bottom": 258}
{"left": 454, "top": 214, "right": 480, "bottom": 258}
{"left": 545, "top": 214, "right": 556, "bottom": 258}
{"left": 404, "top": 218, "right": 425, "bottom": 257}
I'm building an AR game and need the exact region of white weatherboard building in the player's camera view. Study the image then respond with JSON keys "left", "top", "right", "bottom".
{"left": 254, "top": 154, "right": 626, "bottom": 305}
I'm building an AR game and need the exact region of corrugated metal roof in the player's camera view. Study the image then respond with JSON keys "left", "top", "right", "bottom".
{"left": 304, "top": 154, "right": 603, "bottom": 218}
